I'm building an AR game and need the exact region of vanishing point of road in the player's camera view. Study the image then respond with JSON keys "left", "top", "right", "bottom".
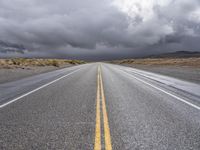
{"left": 0, "top": 63, "right": 200, "bottom": 149}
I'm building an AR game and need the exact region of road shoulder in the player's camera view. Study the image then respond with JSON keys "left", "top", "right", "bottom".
{"left": 0, "top": 65, "right": 74, "bottom": 84}
{"left": 115, "top": 64, "right": 200, "bottom": 84}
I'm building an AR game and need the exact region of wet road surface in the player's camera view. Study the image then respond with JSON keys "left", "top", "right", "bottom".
{"left": 0, "top": 63, "right": 200, "bottom": 150}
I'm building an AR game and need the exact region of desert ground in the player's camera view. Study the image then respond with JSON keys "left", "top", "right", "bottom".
{"left": 110, "top": 57, "right": 200, "bottom": 83}
{"left": 0, "top": 59, "right": 85, "bottom": 83}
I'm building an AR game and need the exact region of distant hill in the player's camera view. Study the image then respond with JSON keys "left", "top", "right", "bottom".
{"left": 149, "top": 51, "right": 200, "bottom": 58}
{"left": 0, "top": 40, "right": 28, "bottom": 54}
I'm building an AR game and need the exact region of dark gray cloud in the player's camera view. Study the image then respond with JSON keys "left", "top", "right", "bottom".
{"left": 0, "top": 0, "right": 200, "bottom": 60}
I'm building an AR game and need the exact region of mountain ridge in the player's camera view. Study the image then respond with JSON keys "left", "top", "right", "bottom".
{"left": 148, "top": 51, "right": 200, "bottom": 58}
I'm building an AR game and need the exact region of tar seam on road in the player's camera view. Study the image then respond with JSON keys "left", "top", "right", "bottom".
{"left": 119, "top": 68, "right": 200, "bottom": 110}
{"left": 94, "top": 65, "right": 112, "bottom": 150}
{"left": 0, "top": 68, "right": 82, "bottom": 108}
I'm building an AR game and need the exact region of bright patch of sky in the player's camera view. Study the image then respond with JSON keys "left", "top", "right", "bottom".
{"left": 112, "top": 0, "right": 172, "bottom": 20}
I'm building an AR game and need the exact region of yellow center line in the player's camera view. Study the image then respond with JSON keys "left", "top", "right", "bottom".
{"left": 94, "top": 65, "right": 112, "bottom": 150}
{"left": 99, "top": 66, "right": 112, "bottom": 150}
{"left": 94, "top": 66, "right": 101, "bottom": 150}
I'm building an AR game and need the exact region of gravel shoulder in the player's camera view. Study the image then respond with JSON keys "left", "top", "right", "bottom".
{"left": 119, "top": 64, "right": 200, "bottom": 84}
{"left": 0, "top": 65, "right": 73, "bottom": 84}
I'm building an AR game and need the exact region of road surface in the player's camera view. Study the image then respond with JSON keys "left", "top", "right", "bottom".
{"left": 0, "top": 63, "right": 200, "bottom": 150}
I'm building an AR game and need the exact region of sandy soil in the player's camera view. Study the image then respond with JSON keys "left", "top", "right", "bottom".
{"left": 0, "top": 58, "right": 85, "bottom": 84}
{"left": 121, "top": 64, "right": 200, "bottom": 84}
{"left": 0, "top": 65, "right": 72, "bottom": 84}
{"left": 112, "top": 57, "right": 200, "bottom": 67}
{"left": 111, "top": 57, "right": 200, "bottom": 83}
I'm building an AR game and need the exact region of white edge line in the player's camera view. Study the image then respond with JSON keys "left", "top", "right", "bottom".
{"left": 119, "top": 68, "right": 200, "bottom": 110}
{"left": 0, "top": 68, "right": 82, "bottom": 108}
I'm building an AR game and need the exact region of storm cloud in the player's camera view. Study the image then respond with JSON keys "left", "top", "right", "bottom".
{"left": 0, "top": 0, "right": 200, "bottom": 60}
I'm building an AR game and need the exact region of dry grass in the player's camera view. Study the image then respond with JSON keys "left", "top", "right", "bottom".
{"left": 0, "top": 58, "right": 86, "bottom": 69}
{"left": 111, "top": 57, "right": 200, "bottom": 67}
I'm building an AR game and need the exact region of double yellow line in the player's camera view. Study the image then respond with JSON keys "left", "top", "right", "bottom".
{"left": 94, "top": 66, "right": 112, "bottom": 150}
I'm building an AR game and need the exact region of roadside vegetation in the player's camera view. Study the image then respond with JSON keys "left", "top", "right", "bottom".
{"left": 111, "top": 57, "right": 200, "bottom": 67}
{"left": 0, "top": 58, "right": 86, "bottom": 69}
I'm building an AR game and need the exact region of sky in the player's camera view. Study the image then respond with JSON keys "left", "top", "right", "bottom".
{"left": 0, "top": 0, "right": 200, "bottom": 60}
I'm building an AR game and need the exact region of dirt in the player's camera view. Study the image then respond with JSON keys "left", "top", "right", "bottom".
{"left": 0, "top": 65, "right": 72, "bottom": 84}
{"left": 121, "top": 64, "right": 200, "bottom": 84}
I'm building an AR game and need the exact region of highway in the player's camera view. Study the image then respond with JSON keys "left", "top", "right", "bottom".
{"left": 0, "top": 63, "right": 200, "bottom": 150}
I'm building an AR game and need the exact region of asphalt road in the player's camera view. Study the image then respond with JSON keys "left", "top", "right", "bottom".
{"left": 0, "top": 63, "right": 200, "bottom": 150}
